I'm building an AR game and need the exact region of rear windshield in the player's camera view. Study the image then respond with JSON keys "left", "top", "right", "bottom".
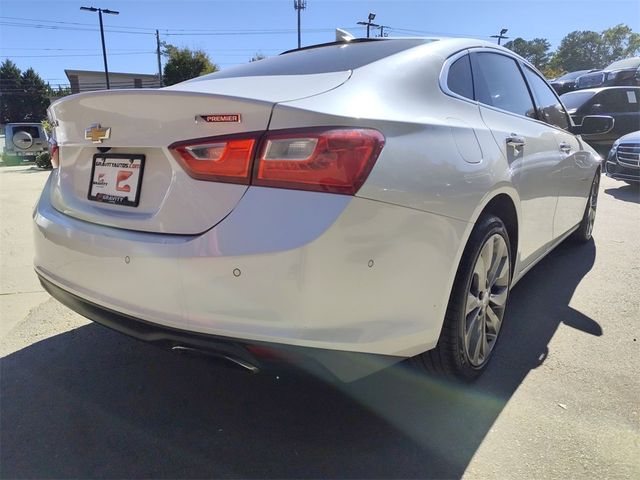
{"left": 192, "top": 39, "right": 434, "bottom": 80}
{"left": 605, "top": 57, "right": 640, "bottom": 70}
{"left": 554, "top": 70, "right": 593, "bottom": 81}
{"left": 561, "top": 91, "right": 596, "bottom": 110}
{"left": 11, "top": 125, "right": 41, "bottom": 138}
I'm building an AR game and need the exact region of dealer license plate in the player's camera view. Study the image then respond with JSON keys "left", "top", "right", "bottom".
{"left": 88, "top": 154, "right": 145, "bottom": 207}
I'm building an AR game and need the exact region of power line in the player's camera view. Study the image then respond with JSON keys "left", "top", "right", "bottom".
{"left": 0, "top": 15, "right": 157, "bottom": 31}
{"left": 3, "top": 52, "right": 154, "bottom": 58}
{"left": 0, "top": 21, "right": 154, "bottom": 35}
{"left": 0, "top": 17, "right": 365, "bottom": 36}
{"left": 0, "top": 47, "right": 155, "bottom": 51}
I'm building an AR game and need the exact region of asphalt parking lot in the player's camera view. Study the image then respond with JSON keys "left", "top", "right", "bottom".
{"left": 1, "top": 166, "right": 638, "bottom": 479}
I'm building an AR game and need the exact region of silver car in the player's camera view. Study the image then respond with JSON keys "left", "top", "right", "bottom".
{"left": 35, "top": 37, "right": 608, "bottom": 382}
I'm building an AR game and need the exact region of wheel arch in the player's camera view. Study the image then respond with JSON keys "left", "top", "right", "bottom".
{"left": 477, "top": 193, "right": 519, "bottom": 274}
{"left": 459, "top": 186, "right": 521, "bottom": 278}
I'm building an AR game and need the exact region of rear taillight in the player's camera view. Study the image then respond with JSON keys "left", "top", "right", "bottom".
{"left": 170, "top": 134, "right": 259, "bottom": 184}
{"left": 254, "top": 128, "right": 385, "bottom": 195}
{"left": 49, "top": 139, "right": 59, "bottom": 168}
{"left": 168, "top": 127, "right": 385, "bottom": 195}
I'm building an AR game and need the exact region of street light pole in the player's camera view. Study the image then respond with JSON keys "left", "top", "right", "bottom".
{"left": 357, "top": 12, "right": 379, "bottom": 39}
{"left": 81, "top": 6, "right": 119, "bottom": 90}
{"left": 491, "top": 28, "right": 509, "bottom": 45}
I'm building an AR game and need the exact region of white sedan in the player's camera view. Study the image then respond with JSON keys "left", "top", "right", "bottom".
{"left": 35, "top": 37, "right": 609, "bottom": 381}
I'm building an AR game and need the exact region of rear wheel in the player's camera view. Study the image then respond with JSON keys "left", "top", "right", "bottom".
{"left": 571, "top": 172, "right": 599, "bottom": 243}
{"left": 413, "top": 215, "right": 511, "bottom": 382}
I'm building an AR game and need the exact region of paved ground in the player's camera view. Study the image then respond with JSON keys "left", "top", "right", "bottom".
{"left": 1, "top": 166, "right": 638, "bottom": 479}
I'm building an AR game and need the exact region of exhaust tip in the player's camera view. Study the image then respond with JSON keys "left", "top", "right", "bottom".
{"left": 171, "top": 345, "right": 260, "bottom": 374}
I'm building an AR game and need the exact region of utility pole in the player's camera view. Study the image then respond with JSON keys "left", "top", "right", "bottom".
{"left": 80, "top": 6, "right": 119, "bottom": 90}
{"left": 155, "top": 29, "right": 163, "bottom": 87}
{"left": 293, "top": 0, "right": 306, "bottom": 49}
{"left": 491, "top": 28, "right": 509, "bottom": 45}
{"left": 357, "top": 12, "right": 379, "bottom": 38}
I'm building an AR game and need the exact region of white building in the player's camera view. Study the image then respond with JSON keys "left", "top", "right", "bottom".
{"left": 65, "top": 69, "right": 161, "bottom": 93}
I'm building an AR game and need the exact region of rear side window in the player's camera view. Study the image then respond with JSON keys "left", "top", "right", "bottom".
{"left": 560, "top": 91, "right": 596, "bottom": 111}
{"left": 523, "top": 67, "right": 570, "bottom": 130}
{"left": 472, "top": 52, "right": 535, "bottom": 118}
{"left": 590, "top": 89, "right": 640, "bottom": 114}
{"left": 447, "top": 54, "right": 474, "bottom": 100}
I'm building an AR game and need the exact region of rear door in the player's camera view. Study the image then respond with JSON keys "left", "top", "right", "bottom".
{"left": 521, "top": 65, "right": 594, "bottom": 237}
{"left": 603, "top": 88, "right": 640, "bottom": 137}
{"left": 470, "top": 50, "right": 562, "bottom": 268}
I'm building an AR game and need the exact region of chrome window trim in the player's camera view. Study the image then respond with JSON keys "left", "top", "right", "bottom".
{"left": 439, "top": 48, "right": 477, "bottom": 105}
{"left": 440, "top": 46, "right": 577, "bottom": 134}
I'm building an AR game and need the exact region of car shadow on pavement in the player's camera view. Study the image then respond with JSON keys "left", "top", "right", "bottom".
{"left": 604, "top": 184, "right": 640, "bottom": 204}
{"left": 0, "top": 166, "right": 47, "bottom": 174}
{"left": 1, "top": 241, "right": 600, "bottom": 479}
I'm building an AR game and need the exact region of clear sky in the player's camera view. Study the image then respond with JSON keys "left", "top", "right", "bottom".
{"left": 1, "top": 0, "right": 638, "bottom": 87}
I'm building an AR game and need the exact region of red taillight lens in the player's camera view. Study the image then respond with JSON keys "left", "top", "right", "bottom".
{"left": 170, "top": 136, "right": 257, "bottom": 184}
{"left": 49, "top": 141, "right": 59, "bottom": 168}
{"left": 254, "top": 128, "right": 385, "bottom": 195}
{"left": 169, "top": 128, "right": 385, "bottom": 195}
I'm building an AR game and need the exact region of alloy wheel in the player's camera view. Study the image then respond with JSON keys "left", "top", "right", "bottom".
{"left": 463, "top": 233, "right": 510, "bottom": 367}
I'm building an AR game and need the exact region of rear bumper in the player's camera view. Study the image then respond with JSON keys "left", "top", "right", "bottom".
{"left": 38, "top": 274, "right": 401, "bottom": 381}
{"left": 34, "top": 171, "right": 470, "bottom": 375}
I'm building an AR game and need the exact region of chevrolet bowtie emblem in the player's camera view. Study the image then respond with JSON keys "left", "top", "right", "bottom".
{"left": 85, "top": 124, "right": 111, "bottom": 143}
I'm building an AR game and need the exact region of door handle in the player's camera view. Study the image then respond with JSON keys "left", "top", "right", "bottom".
{"left": 559, "top": 142, "right": 572, "bottom": 154}
{"left": 506, "top": 134, "right": 526, "bottom": 148}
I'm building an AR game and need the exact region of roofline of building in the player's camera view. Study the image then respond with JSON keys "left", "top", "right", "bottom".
{"left": 65, "top": 69, "right": 160, "bottom": 79}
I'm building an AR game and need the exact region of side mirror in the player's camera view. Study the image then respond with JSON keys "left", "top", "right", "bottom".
{"left": 575, "top": 115, "right": 615, "bottom": 135}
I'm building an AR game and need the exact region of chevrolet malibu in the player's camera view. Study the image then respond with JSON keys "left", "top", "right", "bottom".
{"left": 35, "top": 37, "right": 609, "bottom": 382}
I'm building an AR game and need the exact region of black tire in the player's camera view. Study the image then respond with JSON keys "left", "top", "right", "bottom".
{"left": 571, "top": 172, "right": 599, "bottom": 244}
{"left": 413, "top": 214, "right": 512, "bottom": 382}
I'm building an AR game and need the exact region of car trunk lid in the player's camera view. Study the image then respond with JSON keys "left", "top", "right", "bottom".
{"left": 47, "top": 72, "right": 350, "bottom": 234}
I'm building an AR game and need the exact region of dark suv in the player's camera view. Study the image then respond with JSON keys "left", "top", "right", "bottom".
{"left": 561, "top": 86, "right": 640, "bottom": 152}
{"left": 575, "top": 57, "right": 640, "bottom": 90}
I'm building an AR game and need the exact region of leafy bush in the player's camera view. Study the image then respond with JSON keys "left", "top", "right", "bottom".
{"left": 35, "top": 151, "right": 52, "bottom": 169}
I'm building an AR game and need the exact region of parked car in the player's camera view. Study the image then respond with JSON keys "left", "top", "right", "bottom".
{"left": 604, "top": 131, "right": 640, "bottom": 184}
{"left": 561, "top": 86, "right": 640, "bottom": 152}
{"left": 2, "top": 122, "right": 48, "bottom": 166}
{"left": 575, "top": 57, "right": 640, "bottom": 90}
{"left": 35, "top": 37, "right": 607, "bottom": 382}
{"left": 549, "top": 69, "right": 598, "bottom": 95}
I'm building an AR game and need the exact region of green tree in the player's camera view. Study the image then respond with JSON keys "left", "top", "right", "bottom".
{"left": 19, "top": 68, "right": 50, "bottom": 121}
{"left": 551, "top": 25, "right": 640, "bottom": 72}
{"left": 0, "top": 61, "right": 51, "bottom": 123}
{"left": 162, "top": 44, "right": 218, "bottom": 86}
{"left": 0, "top": 59, "right": 23, "bottom": 123}
{"left": 504, "top": 37, "right": 552, "bottom": 70}
{"left": 600, "top": 24, "right": 640, "bottom": 63}
{"left": 551, "top": 30, "right": 605, "bottom": 71}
